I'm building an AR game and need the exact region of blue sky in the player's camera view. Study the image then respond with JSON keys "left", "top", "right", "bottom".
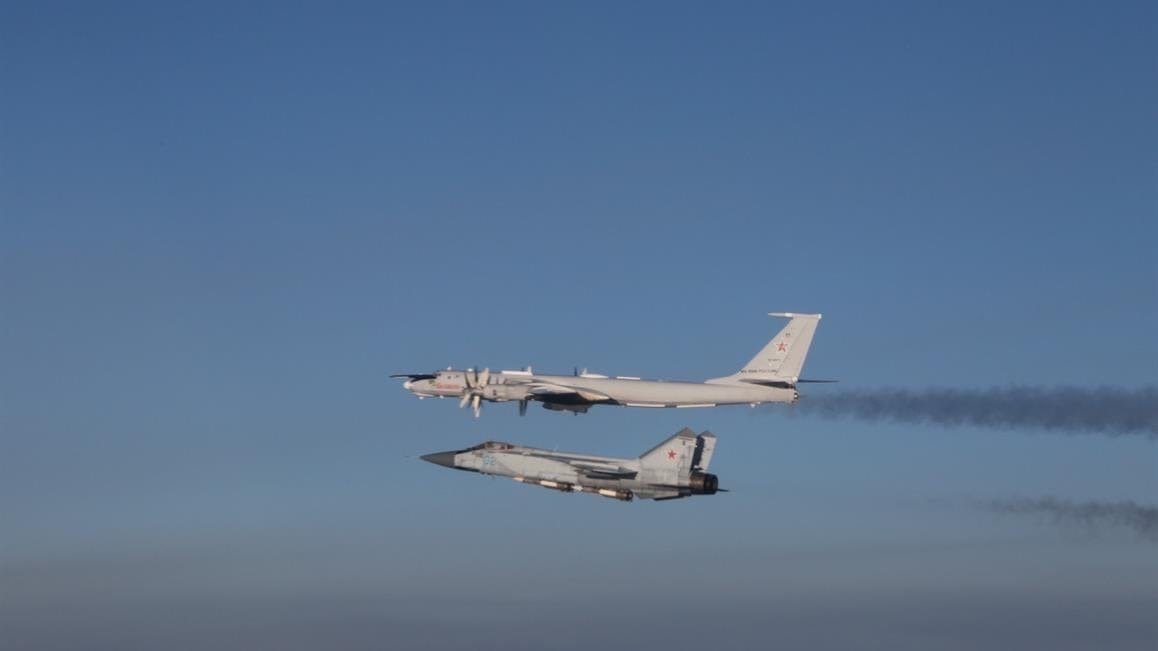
{"left": 2, "top": 2, "right": 1156, "bottom": 649}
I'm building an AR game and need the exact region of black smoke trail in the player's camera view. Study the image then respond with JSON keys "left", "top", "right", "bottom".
{"left": 791, "top": 386, "right": 1158, "bottom": 437}
{"left": 985, "top": 497, "right": 1158, "bottom": 543}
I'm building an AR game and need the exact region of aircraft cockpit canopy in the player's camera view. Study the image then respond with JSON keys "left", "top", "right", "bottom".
{"left": 466, "top": 441, "right": 516, "bottom": 451}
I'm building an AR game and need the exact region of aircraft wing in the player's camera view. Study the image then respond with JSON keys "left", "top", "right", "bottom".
{"left": 531, "top": 452, "right": 638, "bottom": 479}
{"left": 568, "top": 462, "right": 638, "bottom": 480}
{"left": 526, "top": 382, "right": 614, "bottom": 404}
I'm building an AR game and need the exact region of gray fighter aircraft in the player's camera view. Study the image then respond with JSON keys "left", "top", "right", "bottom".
{"left": 393, "top": 312, "right": 826, "bottom": 417}
{"left": 421, "top": 427, "right": 722, "bottom": 501}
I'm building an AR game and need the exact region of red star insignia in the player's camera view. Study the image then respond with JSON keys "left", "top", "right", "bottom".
{"left": 667, "top": 449, "right": 677, "bottom": 460}
{"left": 776, "top": 341, "right": 787, "bottom": 352}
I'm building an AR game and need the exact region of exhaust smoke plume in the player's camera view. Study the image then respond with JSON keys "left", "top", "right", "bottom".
{"left": 792, "top": 386, "right": 1158, "bottom": 437}
{"left": 985, "top": 497, "right": 1158, "bottom": 543}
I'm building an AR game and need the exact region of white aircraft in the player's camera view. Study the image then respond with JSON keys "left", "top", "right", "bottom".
{"left": 393, "top": 313, "right": 828, "bottom": 417}
{"left": 421, "top": 428, "right": 723, "bottom": 502}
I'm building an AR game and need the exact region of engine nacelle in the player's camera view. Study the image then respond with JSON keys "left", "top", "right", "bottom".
{"left": 688, "top": 472, "right": 719, "bottom": 495}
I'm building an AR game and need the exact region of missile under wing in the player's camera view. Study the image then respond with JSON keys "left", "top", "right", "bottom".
{"left": 420, "top": 428, "right": 722, "bottom": 502}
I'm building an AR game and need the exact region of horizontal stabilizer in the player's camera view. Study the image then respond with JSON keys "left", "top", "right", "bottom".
{"left": 767, "top": 312, "right": 822, "bottom": 319}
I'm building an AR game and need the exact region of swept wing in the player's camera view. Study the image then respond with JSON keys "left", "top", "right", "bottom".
{"left": 526, "top": 382, "right": 614, "bottom": 404}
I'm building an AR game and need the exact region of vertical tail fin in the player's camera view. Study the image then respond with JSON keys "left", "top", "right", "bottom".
{"left": 643, "top": 426, "right": 713, "bottom": 477}
{"left": 690, "top": 431, "right": 716, "bottom": 472}
{"left": 639, "top": 428, "right": 718, "bottom": 485}
{"left": 733, "top": 312, "right": 822, "bottom": 383}
{"left": 638, "top": 428, "right": 698, "bottom": 483}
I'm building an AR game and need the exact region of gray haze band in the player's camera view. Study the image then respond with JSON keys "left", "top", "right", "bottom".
{"left": 792, "top": 386, "right": 1158, "bottom": 437}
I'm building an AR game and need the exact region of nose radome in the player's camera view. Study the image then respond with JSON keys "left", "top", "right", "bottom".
{"left": 420, "top": 452, "right": 457, "bottom": 469}
{"left": 403, "top": 380, "right": 414, "bottom": 390}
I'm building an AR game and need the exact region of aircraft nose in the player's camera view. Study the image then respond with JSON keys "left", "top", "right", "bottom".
{"left": 403, "top": 379, "right": 414, "bottom": 390}
{"left": 420, "top": 452, "right": 457, "bottom": 469}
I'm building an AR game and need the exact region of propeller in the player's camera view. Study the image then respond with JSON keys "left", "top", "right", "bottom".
{"left": 458, "top": 367, "right": 491, "bottom": 418}
{"left": 518, "top": 399, "right": 529, "bottom": 416}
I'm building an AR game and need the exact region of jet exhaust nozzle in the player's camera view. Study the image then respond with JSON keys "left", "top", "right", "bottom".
{"left": 689, "top": 472, "right": 719, "bottom": 495}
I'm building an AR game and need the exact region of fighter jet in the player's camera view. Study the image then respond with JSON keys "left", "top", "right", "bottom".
{"left": 393, "top": 312, "right": 828, "bottom": 417}
{"left": 420, "top": 427, "right": 722, "bottom": 501}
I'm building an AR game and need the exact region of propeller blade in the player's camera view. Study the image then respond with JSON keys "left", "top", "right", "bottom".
{"left": 478, "top": 368, "right": 490, "bottom": 388}
{"left": 472, "top": 394, "right": 482, "bottom": 418}
{"left": 459, "top": 393, "right": 472, "bottom": 409}
{"left": 518, "top": 399, "right": 528, "bottom": 416}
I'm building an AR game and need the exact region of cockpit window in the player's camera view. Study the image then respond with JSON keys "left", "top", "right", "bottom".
{"left": 465, "top": 441, "right": 514, "bottom": 451}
